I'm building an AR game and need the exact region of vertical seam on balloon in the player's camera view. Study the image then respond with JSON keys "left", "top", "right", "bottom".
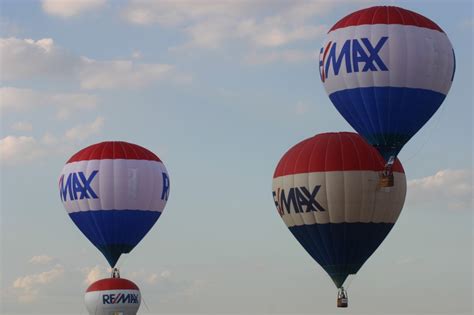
{"left": 326, "top": 28, "right": 366, "bottom": 139}
{"left": 342, "top": 24, "right": 367, "bottom": 138}
{"left": 110, "top": 144, "right": 120, "bottom": 266}
{"left": 295, "top": 137, "right": 332, "bottom": 269}
{"left": 146, "top": 161, "right": 155, "bottom": 212}
{"left": 276, "top": 145, "right": 299, "bottom": 241}
{"left": 290, "top": 137, "right": 331, "bottom": 269}
{"left": 397, "top": 6, "right": 410, "bottom": 150}
{"left": 350, "top": 21, "right": 378, "bottom": 144}
{"left": 308, "top": 136, "right": 331, "bottom": 268}
{"left": 91, "top": 157, "right": 109, "bottom": 266}
{"left": 323, "top": 134, "right": 338, "bottom": 272}
{"left": 386, "top": 9, "right": 394, "bottom": 150}
{"left": 118, "top": 141, "right": 129, "bottom": 253}
{"left": 112, "top": 142, "right": 119, "bottom": 257}
{"left": 127, "top": 142, "right": 140, "bottom": 160}
{"left": 339, "top": 133, "right": 349, "bottom": 280}
{"left": 408, "top": 10, "right": 436, "bottom": 150}
{"left": 87, "top": 143, "right": 109, "bottom": 263}
{"left": 371, "top": 6, "right": 387, "bottom": 148}
{"left": 344, "top": 134, "right": 361, "bottom": 279}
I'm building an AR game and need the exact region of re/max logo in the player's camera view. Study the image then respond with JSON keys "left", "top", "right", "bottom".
{"left": 320, "top": 37, "right": 388, "bottom": 82}
{"left": 273, "top": 185, "right": 326, "bottom": 216}
{"left": 59, "top": 171, "right": 169, "bottom": 202}
{"left": 102, "top": 293, "right": 139, "bottom": 304}
{"left": 59, "top": 171, "right": 98, "bottom": 202}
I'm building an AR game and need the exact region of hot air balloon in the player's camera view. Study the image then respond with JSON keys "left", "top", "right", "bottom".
{"left": 272, "top": 132, "right": 406, "bottom": 307}
{"left": 59, "top": 141, "right": 170, "bottom": 267}
{"left": 319, "top": 6, "right": 455, "bottom": 181}
{"left": 85, "top": 269, "right": 141, "bottom": 315}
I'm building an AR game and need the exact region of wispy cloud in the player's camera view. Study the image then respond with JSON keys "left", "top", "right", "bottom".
{"left": 64, "top": 116, "right": 105, "bottom": 141}
{"left": 121, "top": 0, "right": 340, "bottom": 57}
{"left": 128, "top": 269, "right": 172, "bottom": 285}
{"left": 0, "top": 136, "right": 45, "bottom": 164}
{"left": 1, "top": 87, "right": 98, "bottom": 119}
{"left": 1, "top": 116, "right": 105, "bottom": 165}
{"left": 0, "top": 38, "right": 80, "bottom": 81}
{"left": 11, "top": 121, "right": 33, "bottom": 132}
{"left": 42, "top": 0, "right": 107, "bottom": 18}
{"left": 82, "top": 265, "right": 109, "bottom": 285}
{"left": 1, "top": 37, "right": 189, "bottom": 89}
{"left": 79, "top": 59, "right": 173, "bottom": 89}
{"left": 407, "top": 169, "right": 473, "bottom": 210}
{"left": 12, "top": 264, "right": 64, "bottom": 303}
{"left": 29, "top": 255, "right": 54, "bottom": 265}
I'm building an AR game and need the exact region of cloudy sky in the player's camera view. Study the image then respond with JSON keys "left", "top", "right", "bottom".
{"left": 0, "top": 0, "right": 472, "bottom": 314}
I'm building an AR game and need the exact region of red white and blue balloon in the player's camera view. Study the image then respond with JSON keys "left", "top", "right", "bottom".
{"left": 272, "top": 132, "right": 406, "bottom": 287}
{"left": 59, "top": 141, "right": 170, "bottom": 267}
{"left": 319, "top": 6, "right": 455, "bottom": 161}
{"left": 85, "top": 277, "right": 141, "bottom": 315}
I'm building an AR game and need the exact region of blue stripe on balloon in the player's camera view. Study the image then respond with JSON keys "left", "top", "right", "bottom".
{"left": 289, "top": 222, "right": 394, "bottom": 288}
{"left": 69, "top": 210, "right": 161, "bottom": 267}
{"left": 329, "top": 86, "right": 446, "bottom": 159}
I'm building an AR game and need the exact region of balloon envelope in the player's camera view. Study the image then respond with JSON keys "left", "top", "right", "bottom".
{"left": 59, "top": 141, "right": 170, "bottom": 267}
{"left": 85, "top": 277, "right": 141, "bottom": 315}
{"left": 319, "top": 6, "right": 455, "bottom": 161}
{"left": 272, "top": 132, "right": 406, "bottom": 287}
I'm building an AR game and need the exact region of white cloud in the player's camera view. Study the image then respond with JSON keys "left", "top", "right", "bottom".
{"left": 79, "top": 59, "right": 173, "bottom": 89}
{"left": 1, "top": 37, "right": 187, "bottom": 89}
{"left": 12, "top": 264, "right": 64, "bottom": 303}
{"left": 127, "top": 269, "right": 172, "bottom": 285}
{"left": 64, "top": 116, "right": 105, "bottom": 141}
{"left": 1, "top": 116, "right": 105, "bottom": 165}
{"left": 236, "top": 19, "right": 327, "bottom": 48}
{"left": 41, "top": 132, "right": 59, "bottom": 146}
{"left": 122, "top": 1, "right": 257, "bottom": 27}
{"left": 123, "top": 1, "right": 337, "bottom": 51}
{"left": 11, "top": 121, "right": 33, "bottom": 132}
{"left": 0, "top": 87, "right": 98, "bottom": 119}
{"left": 42, "top": 0, "right": 106, "bottom": 18}
{"left": 131, "top": 50, "right": 142, "bottom": 59}
{"left": 407, "top": 169, "right": 473, "bottom": 210}
{"left": 29, "top": 255, "right": 54, "bottom": 265}
{"left": 82, "top": 265, "right": 108, "bottom": 285}
{"left": 0, "top": 136, "right": 44, "bottom": 164}
{"left": 0, "top": 38, "right": 80, "bottom": 81}
{"left": 1, "top": 87, "right": 38, "bottom": 111}
{"left": 160, "top": 270, "right": 171, "bottom": 279}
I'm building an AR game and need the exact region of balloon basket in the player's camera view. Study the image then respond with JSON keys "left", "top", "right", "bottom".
{"left": 379, "top": 156, "right": 395, "bottom": 188}
{"left": 111, "top": 267, "right": 120, "bottom": 278}
{"left": 337, "top": 287, "right": 348, "bottom": 308}
{"left": 379, "top": 173, "right": 394, "bottom": 188}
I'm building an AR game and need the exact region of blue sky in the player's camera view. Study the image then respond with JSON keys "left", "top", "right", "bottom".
{"left": 0, "top": 0, "right": 472, "bottom": 314}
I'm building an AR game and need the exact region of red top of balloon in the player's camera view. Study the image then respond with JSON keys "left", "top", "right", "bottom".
{"left": 67, "top": 141, "right": 162, "bottom": 163}
{"left": 86, "top": 278, "right": 139, "bottom": 292}
{"left": 273, "top": 132, "right": 404, "bottom": 178}
{"left": 329, "top": 6, "right": 444, "bottom": 33}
